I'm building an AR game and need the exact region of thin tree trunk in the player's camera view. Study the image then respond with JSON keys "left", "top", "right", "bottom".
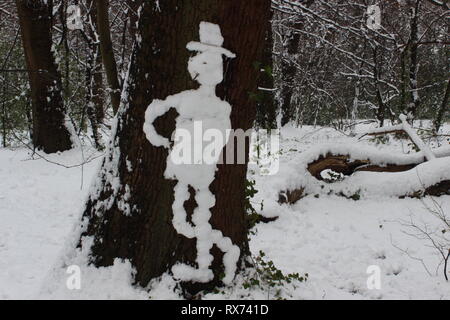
{"left": 434, "top": 79, "right": 450, "bottom": 133}
{"left": 85, "top": 0, "right": 105, "bottom": 149}
{"left": 279, "top": 0, "right": 314, "bottom": 127}
{"left": 434, "top": 22, "right": 450, "bottom": 133}
{"left": 255, "top": 10, "right": 277, "bottom": 130}
{"left": 400, "top": 46, "right": 409, "bottom": 115}
{"left": 58, "top": 0, "right": 70, "bottom": 104}
{"left": 96, "top": 0, "right": 121, "bottom": 114}
{"left": 373, "top": 47, "right": 386, "bottom": 127}
{"left": 1, "top": 75, "right": 7, "bottom": 147}
{"left": 280, "top": 22, "right": 301, "bottom": 127}
{"left": 15, "top": 0, "right": 72, "bottom": 153}
{"left": 93, "top": 50, "right": 105, "bottom": 124}
{"left": 86, "top": 0, "right": 105, "bottom": 124}
{"left": 406, "top": 0, "right": 421, "bottom": 118}
{"left": 126, "top": 0, "right": 143, "bottom": 41}
{"left": 85, "top": 46, "right": 104, "bottom": 150}
{"left": 80, "top": 0, "right": 270, "bottom": 296}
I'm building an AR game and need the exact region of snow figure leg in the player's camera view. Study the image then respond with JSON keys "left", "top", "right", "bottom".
{"left": 194, "top": 187, "right": 240, "bottom": 285}
{"left": 212, "top": 230, "right": 240, "bottom": 285}
{"left": 172, "top": 186, "right": 240, "bottom": 285}
{"left": 171, "top": 186, "right": 215, "bottom": 283}
{"left": 191, "top": 186, "right": 215, "bottom": 278}
{"left": 171, "top": 182, "right": 195, "bottom": 239}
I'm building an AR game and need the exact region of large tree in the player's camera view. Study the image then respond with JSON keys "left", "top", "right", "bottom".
{"left": 80, "top": 0, "right": 271, "bottom": 295}
{"left": 15, "top": 0, "right": 72, "bottom": 153}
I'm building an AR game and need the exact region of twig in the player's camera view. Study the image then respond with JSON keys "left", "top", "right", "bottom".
{"left": 444, "top": 250, "right": 449, "bottom": 281}
{"left": 390, "top": 234, "right": 433, "bottom": 277}
{"left": 9, "top": 129, "right": 104, "bottom": 169}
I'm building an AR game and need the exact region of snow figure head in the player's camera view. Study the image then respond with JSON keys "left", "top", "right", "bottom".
{"left": 187, "top": 22, "right": 236, "bottom": 86}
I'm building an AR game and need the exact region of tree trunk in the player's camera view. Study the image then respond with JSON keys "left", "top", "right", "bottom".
{"left": 279, "top": 0, "right": 314, "bottom": 127}
{"left": 400, "top": 45, "right": 409, "bottom": 115}
{"left": 126, "top": 0, "right": 143, "bottom": 41}
{"left": 85, "top": 0, "right": 105, "bottom": 149}
{"left": 434, "top": 79, "right": 450, "bottom": 133}
{"left": 255, "top": 11, "right": 277, "bottom": 130}
{"left": 96, "top": 0, "right": 121, "bottom": 114}
{"left": 434, "top": 22, "right": 450, "bottom": 133}
{"left": 85, "top": 45, "right": 104, "bottom": 150}
{"left": 373, "top": 47, "right": 386, "bottom": 127}
{"left": 15, "top": 0, "right": 72, "bottom": 153}
{"left": 1, "top": 73, "right": 7, "bottom": 147}
{"left": 80, "top": 0, "right": 270, "bottom": 295}
{"left": 280, "top": 22, "right": 301, "bottom": 127}
{"left": 405, "top": 0, "right": 421, "bottom": 119}
{"left": 86, "top": 0, "right": 105, "bottom": 124}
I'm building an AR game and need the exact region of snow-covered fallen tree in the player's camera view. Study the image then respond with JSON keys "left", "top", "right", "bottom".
{"left": 277, "top": 143, "right": 450, "bottom": 205}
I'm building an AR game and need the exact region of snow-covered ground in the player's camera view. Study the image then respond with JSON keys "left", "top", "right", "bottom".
{"left": 0, "top": 147, "right": 100, "bottom": 299}
{"left": 0, "top": 123, "right": 449, "bottom": 299}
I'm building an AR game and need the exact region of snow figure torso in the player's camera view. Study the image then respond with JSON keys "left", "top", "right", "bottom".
{"left": 143, "top": 22, "right": 239, "bottom": 284}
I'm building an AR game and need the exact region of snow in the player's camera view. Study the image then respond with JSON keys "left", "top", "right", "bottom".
{"left": 244, "top": 123, "right": 450, "bottom": 299}
{"left": 0, "top": 122, "right": 449, "bottom": 299}
{"left": 143, "top": 22, "right": 239, "bottom": 285}
{"left": 399, "top": 114, "right": 436, "bottom": 161}
{"left": 255, "top": 128, "right": 450, "bottom": 218}
{"left": 0, "top": 147, "right": 99, "bottom": 299}
{"left": 186, "top": 22, "right": 235, "bottom": 59}
{"left": 261, "top": 128, "right": 450, "bottom": 214}
{"left": 246, "top": 195, "right": 450, "bottom": 299}
{"left": 83, "top": 43, "right": 135, "bottom": 217}
{"left": 272, "top": 142, "right": 450, "bottom": 202}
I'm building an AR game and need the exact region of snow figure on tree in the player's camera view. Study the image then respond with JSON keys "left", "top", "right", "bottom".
{"left": 143, "top": 22, "right": 240, "bottom": 284}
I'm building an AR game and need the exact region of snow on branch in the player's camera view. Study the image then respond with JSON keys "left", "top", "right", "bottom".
{"left": 360, "top": 115, "right": 436, "bottom": 161}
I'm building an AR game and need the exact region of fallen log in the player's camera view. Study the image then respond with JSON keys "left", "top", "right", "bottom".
{"left": 278, "top": 151, "right": 450, "bottom": 205}
{"left": 306, "top": 154, "right": 418, "bottom": 180}
{"left": 307, "top": 154, "right": 369, "bottom": 180}
{"left": 280, "top": 178, "right": 450, "bottom": 205}
{"left": 416, "top": 180, "right": 450, "bottom": 198}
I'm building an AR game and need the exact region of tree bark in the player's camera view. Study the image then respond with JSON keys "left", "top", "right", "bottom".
{"left": 85, "top": 0, "right": 105, "bottom": 149}
{"left": 80, "top": 0, "right": 271, "bottom": 295}
{"left": 280, "top": 21, "right": 301, "bottom": 127}
{"left": 255, "top": 10, "right": 277, "bottom": 130}
{"left": 279, "top": 0, "right": 314, "bottom": 127}
{"left": 126, "top": 0, "right": 143, "bottom": 41}
{"left": 15, "top": 0, "right": 72, "bottom": 153}
{"left": 405, "top": 0, "right": 421, "bottom": 118}
{"left": 434, "top": 21, "right": 450, "bottom": 134}
{"left": 96, "top": 0, "right": 121, "bottom": 114}
{"left": 434, "top": 79, "right": 450, "bottom": 133}
{"left": 85, "top": 45, "right": 104, "bottom": 150}
{"left": 373, "top": 47, "right": 386, "bottom": 127}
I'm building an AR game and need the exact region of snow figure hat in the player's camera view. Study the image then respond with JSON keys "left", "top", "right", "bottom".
{"left": 186, "top": 22, "right": 236, "bottom": 58}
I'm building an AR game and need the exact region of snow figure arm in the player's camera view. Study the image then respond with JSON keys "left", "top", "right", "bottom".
{"left": 143, "top": 96, "right": 179, "bottom": 148}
